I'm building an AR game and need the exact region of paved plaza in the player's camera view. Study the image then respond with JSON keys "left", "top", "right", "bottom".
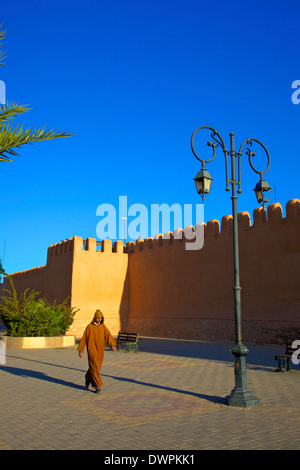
{"left": 0, "top": 337, "right": 299, "bottom": 451}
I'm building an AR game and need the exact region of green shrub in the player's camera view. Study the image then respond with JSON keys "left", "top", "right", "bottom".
{"left": 0, "top": 276, "right": 78, "bottom": 337}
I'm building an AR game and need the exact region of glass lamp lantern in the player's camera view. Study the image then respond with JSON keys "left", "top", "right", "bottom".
{"left": 193, "top": 169, "right": 213, "bottom": 202}
{"left": 254, "top": 179, "right": 272, "bottom": 206}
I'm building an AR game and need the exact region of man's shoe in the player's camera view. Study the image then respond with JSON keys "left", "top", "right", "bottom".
{"left": 95, "top": 387, "right": 102, "bottom": 393}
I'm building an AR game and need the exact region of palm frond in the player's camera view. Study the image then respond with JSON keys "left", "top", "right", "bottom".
{"left": 0, "top": 25, "right": 6, "bottom": 43}
{"left": 0, "top": 24, "right": 73, "bottom": 161}
{"left": 0, "top": 24, "right": 7, "bottom": 66}
{"left": 0, "top": 101, "right": 30, "bottom": 125}
{"left": 0, "top": 123, "right": 74, "bottom": 160}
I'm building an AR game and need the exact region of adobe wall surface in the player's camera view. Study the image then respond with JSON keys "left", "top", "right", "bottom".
{"left": 69, "top": 236, "right": 129, "bottom": 337}
{"left": 125, "top": 199, "right": 300, "bottom": 344}
{"left": 7, "top": 238, "right": 75, "bottom": 304}
{"left": 4, "top": 265, "right": 47, "bottom": 298}
{"left": 44, "top": 238, "right": 74, "bottom": 304}
{"left": 4, "top": 198, "right": 300, "bottom": 345}
{"left": 7, "top": 237, "right": 128, "bottom": 338}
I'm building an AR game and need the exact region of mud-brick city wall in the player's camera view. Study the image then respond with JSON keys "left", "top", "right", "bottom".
{"left": 125, "top": 200, "right": 300, "bottom": 344}
{"left": 5, "top": 198, "right": 300, "bottom": 344}
{"left": 45, "top": 236, "right": 129, "bottom": 336}
{"left": 70, "top": 236, "right": 129, "bottom": 337}
{"left": 7, "top": 236, "right": 129, "bottom": 337}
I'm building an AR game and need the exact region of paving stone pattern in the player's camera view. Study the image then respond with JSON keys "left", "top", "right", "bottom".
{"left": 0, "top": 338, "right": 299, "bottom": 450}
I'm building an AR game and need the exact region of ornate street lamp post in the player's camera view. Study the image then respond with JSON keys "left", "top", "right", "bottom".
{"left": 191, "top": 126, "right": 271, "bottom": 408}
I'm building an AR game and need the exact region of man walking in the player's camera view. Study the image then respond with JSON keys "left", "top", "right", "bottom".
{"left": 78, "top": 309, "right": 116, "bottom": 393}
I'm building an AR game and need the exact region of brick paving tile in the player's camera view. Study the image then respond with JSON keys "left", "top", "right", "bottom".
{"left": 0, "top": 337, "right": 300, "bottom": 451}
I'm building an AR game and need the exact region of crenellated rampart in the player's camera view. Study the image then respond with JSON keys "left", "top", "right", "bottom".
{"left": 68, "top": 236, "right": 129, "bottom": 336}
{"left": 4, "top": 198, "right": 300, "bottom": 344}
{"left": 122, "top": 199, "right": 300, "bottom": 251}
{"left": 123, "top": 199, "right": 300, "bottom": 344}
{"left": 7, "top": 265, "right": 46, "bottom": 299}
{"left": 9, "top": 265, "right": 46, "bottom": 280}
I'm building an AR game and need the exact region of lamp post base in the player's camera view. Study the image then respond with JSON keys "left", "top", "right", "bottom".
{"left": 225, "top": 387, "right": 259, "bottom": 408}
{"left": 225, "top": 342, "right": 260, "bottom": 408}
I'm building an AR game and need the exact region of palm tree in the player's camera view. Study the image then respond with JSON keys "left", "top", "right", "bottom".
{"left": 0, "top": 25, "right": 72, "bottom": 163}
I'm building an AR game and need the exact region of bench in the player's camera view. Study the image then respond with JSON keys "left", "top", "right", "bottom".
{"left": 116, "top": 331, "right": 140, "bottom": 352}
{"left": 275, "top": 340, "right": 298, "bottom": 372}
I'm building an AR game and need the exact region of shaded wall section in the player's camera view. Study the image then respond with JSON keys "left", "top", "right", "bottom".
{"left": 4, "top": 198, "right": 300, "bottom": 344}
{"left": 125, "top": 199, "right": 300, "bottom": 344}
{"left": 6, "top": 236, "right": 129, "bottom": 338}
{"left": 5, "top": 265, "right": 46, "bottom": 298}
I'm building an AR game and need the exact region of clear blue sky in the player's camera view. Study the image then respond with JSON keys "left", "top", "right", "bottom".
{"left": 0, "top": 0, "right": 299, "bottom": 274}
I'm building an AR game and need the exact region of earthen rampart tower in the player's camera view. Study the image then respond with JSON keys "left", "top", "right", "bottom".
{"left": 5, "top": 199, "right": 300, "bottom": 344}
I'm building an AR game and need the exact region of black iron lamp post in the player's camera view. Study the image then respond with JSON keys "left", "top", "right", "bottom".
{"left": 191, "top": 126, "right": 271, "bottom": 408}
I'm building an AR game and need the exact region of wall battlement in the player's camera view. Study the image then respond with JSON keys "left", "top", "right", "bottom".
{"left": 46, "top": 236, "right": 127, "bottom": 261}
{"left": 124, "top": 198, "right": 300, "bottom": 344}
{"left": 8, "top": 198, "right": 300, "bottom": 276}
{"left": 47, "top": 238, "right": 74, "bottom": 259}
{"left": 9, "top": 265, "right": 46, "bottom": 280}
{"left": 5, "top": 198, "right": 300, "bottom": 343}
{"left": 123, "top": 199, "right": 300, "bottom": 252}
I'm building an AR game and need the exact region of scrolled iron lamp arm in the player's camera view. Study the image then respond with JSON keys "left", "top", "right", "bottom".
{"left": 191, "top": 126, "right": 228, "bottom": 166}
{"left": 191, "top": 127, "right": 218, "bottom": 171}
{"left": 191, "top": 126, "right": 272, "bottom": 206}
{"left": 238, "top": 137, "right": 272, "bottom": 208}
{"left": 238, "top": 138, "right": 271, "bottom": 176}
{"left": 191, "top": 126, "right": 231, "bottom": 200}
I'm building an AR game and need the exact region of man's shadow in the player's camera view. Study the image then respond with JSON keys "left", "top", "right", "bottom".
{"left": 102, "top": 373, "right": 226, "bottom": 405}
{"left": 1, "top": 365, "right": 226, "bottom": 404}
{"left": 0, "top": 365, "right": 85, "bottom": 390}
